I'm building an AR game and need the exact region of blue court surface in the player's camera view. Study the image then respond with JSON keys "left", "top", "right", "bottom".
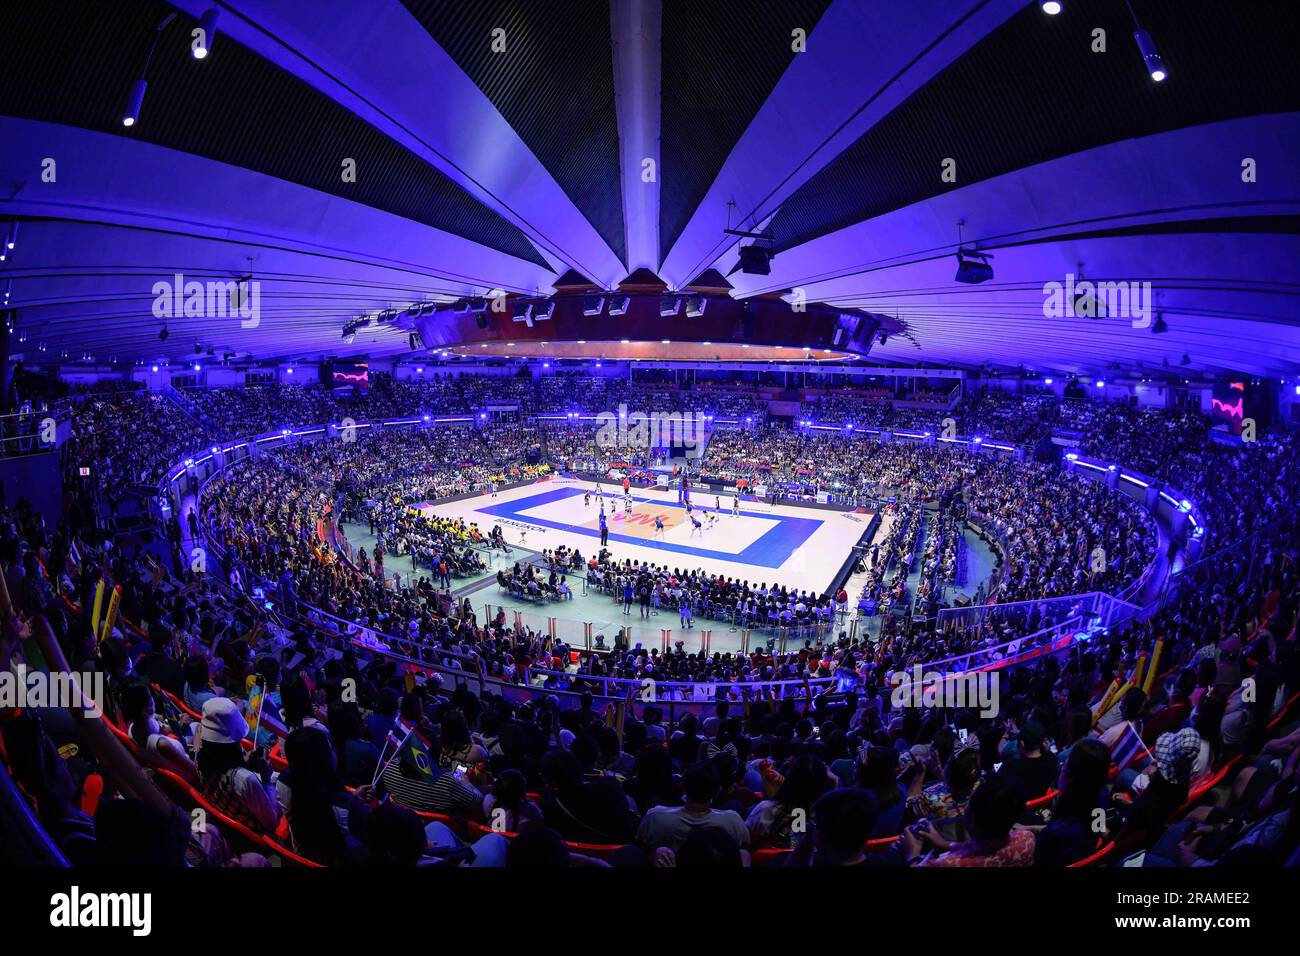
{"left": 419, "top": 478, "right": 874, "bottom": 593}
{"left": 474, "top": 485, "right": 822, "bottom": 568}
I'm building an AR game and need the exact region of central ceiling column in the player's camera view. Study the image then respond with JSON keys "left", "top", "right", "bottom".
{"left": 610, "top": 0, "right": 662, "bottom": 274}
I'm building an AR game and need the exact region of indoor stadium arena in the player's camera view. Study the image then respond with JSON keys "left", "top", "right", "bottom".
{"left": 0, "top": 0, "right": 1297, "bottom": 933}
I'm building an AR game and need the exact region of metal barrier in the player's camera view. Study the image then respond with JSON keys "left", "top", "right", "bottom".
{"left": 0, "top": 406, "right": 67, "bottom": 460}
{"left": 923, "top": 591, "right": 1142, "bottom": 676}
{"left": 523, "top": 666, "right": 837, "bottom": 703}
{"left": 936, "top": 591, "right": 1137, "bottom": 641}
{"left": 481, "top": 603, "right": 592, "bottom": 647}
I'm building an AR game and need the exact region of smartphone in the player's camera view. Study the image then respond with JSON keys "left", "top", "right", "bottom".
{"left": 455, "top": 763, "right": 469, "bottom": 774}
{"left": 957, "top": 728, "right": 969, "bottom": 744}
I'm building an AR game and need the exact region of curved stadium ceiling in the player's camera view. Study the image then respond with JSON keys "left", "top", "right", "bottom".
{"left": 0, "top": 0, "right": 1296, "bottom": 377}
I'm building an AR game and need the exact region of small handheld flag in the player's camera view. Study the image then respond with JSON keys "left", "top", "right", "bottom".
{"left": 1108, "top": 722, "right": 1151, "bottom": 771}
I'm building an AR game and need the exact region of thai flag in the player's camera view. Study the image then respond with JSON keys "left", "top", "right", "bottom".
{"left": 1108, "top": 722, "right": 1150, "bottom": 771}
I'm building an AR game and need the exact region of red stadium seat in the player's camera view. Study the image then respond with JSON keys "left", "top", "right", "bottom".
{"left": 1067, "top": 840, "right": 1116, "bottom": 868}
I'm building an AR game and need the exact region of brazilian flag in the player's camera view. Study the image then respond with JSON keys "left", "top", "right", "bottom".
{"left": 398, "top": 729, "right": 436, "bottom": 781}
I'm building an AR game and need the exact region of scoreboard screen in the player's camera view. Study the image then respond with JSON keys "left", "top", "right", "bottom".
{"left": 328, "top": 361, "right": 369, "bottom": 393}
{"left": 1211, "top": 379, "right": 1271, "bottom": 434}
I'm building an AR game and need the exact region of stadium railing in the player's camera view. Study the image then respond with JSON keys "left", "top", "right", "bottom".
{"left": 523, "top": 666, "right": 838, "bottom": 703}
{"left": 926, "top": 591, "right": 1141, "bottom": 676}
{"left": 0, "top": 405, "right": 69, "bottom": 460}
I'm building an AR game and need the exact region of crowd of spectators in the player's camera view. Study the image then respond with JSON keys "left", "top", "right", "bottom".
{"left": 4, "top": 469, "right": 1294, "bottom": 866}
{"left": 701, "top": 428, "right": 1157, "bottom": 604}
{"left": 585, "top": 559, "right": 841, "bottom": 637}
{"left": 497, "top": 561, "right": 572, "bottom": 602}
{"left": 3, "top": 376, "right": 1296, "bottom": 869}
{"left": 64, "top": 390, "right": 206, "bottom": 488}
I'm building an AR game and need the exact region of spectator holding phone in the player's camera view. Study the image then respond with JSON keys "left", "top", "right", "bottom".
{"left": 906, "top": 746, "right": 982, "bottom": 840}
{"left": 906, "top": 776, "right": 1034, "bottom": 866}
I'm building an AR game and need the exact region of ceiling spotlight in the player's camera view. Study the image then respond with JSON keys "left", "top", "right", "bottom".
{"left": 122, "top": 79, "right": 147, "bottom": 126}
{"left": 1133, "top": 28, "right": 1166, "bottom": 82}
{"left": 685, "top": 295, "right": 706, "bottom": 317}
{"left": 1040, "top": 1, "right": 1062, "bottom": 13}
{"left": 1151, "top": 312, "right": 1168, "bottom": 334}
{"left": 5, "top": 221, "right": 16, "bottom": 250}
{"left": 193, "top": 8, "right": 219, "bottom": 60}
{"left": 121, "top": 13, "right": 175, "bottom": 128}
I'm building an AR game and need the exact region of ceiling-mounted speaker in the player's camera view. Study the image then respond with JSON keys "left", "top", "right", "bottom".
{"left": 954, "top": 249, "right": 994, "bottom": 284}
{"left": 475, "top": 313, "right": 490, "bottom": 329}
{"left": 738, "top": 244, "right": 773, "bottom": 276}
{"left": 409, "top": 331, "right": 424, "bottom": 351}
